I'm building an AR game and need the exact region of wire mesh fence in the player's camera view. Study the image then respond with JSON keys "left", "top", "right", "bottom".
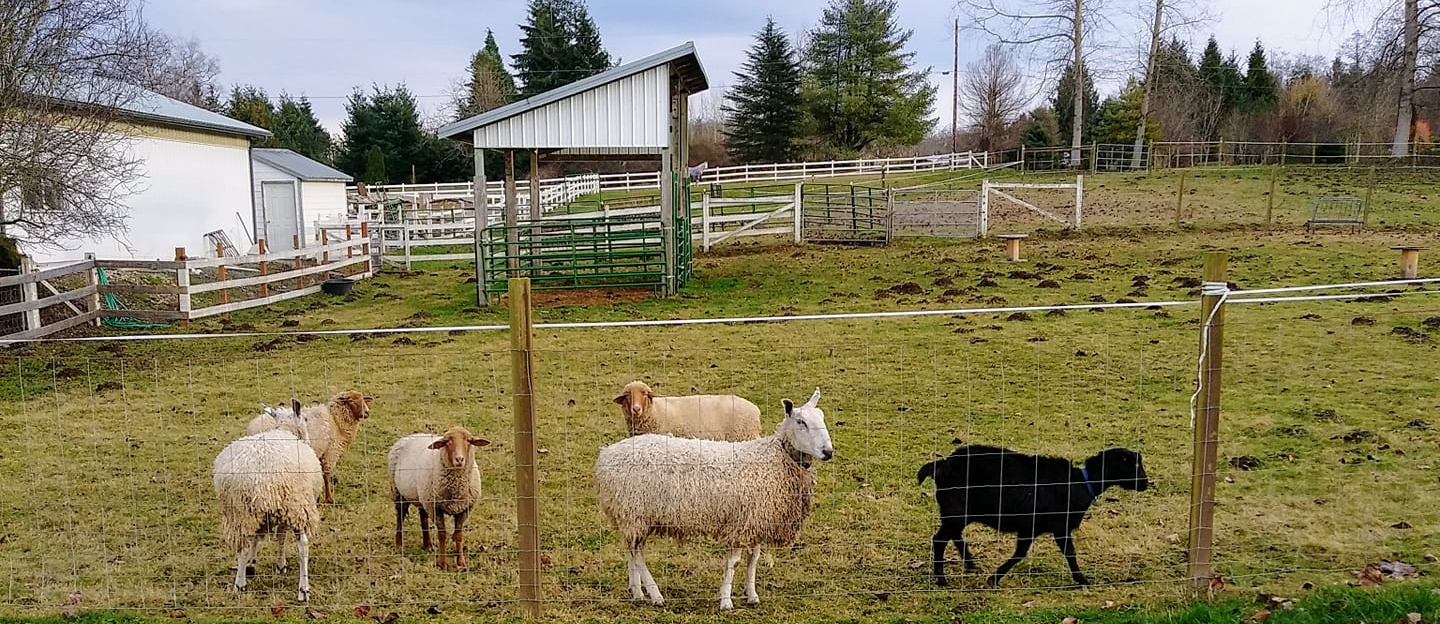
{"left": 2, "top": 265, "right": 1438, "bottom": 620}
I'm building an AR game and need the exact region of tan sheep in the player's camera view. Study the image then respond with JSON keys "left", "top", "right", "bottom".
{"left": 612, "top": 380, "right": 761, "bottom": 441}
{"left": 246, "top": 390, "right": 372, "bottom": 504}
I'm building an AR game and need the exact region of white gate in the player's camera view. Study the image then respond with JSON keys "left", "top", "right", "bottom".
{"left": 979, "top": 176, "right": 1083, "bottom": 235}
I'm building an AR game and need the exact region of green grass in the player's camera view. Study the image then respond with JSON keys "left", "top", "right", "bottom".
{"left": 3, "top": 167, "right": 1440, "bottom": 623}
{"left": 7, "top": 582, "right": 1439, "bottom": 623}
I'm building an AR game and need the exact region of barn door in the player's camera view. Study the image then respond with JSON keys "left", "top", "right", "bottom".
{"left": 261, "top": 181, "right": 300, "bottom": 250}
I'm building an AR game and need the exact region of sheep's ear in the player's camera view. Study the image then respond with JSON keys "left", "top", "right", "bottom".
{"left": 804, "top": 388, "right": 821, "bottom": 408}
{"left": 363, "top": 396, "right": 374, "bottom": 405}
{"left": 428, "top": 439, "right": 448, "bottom": 450}
{"left": 469, "top": 437, "right": 490, "bottom": 447}
{"left": 782, "top": 399, "right": 795, "bottom": 417}
{"left": 612, "top": 393, "right": 628, "bottom": 405}
{"left": 291, "top": 398, "right": 302, "bottom": 415}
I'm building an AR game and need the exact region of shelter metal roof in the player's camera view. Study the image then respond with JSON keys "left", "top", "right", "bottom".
{"left": 252, "top": 148, "right": 354, "bottom": 182}
{"left": 437, "top": 41, "right": 707, "bottom": 146}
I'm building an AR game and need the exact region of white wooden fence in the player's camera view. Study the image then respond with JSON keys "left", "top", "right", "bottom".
{"left": 0, "top": 236, "right": 374, "bottom": 341}
{"left": 350, "top": 151, "right": 988, "bottom": 206}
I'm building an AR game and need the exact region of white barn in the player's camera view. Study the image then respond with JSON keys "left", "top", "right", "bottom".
{"left": 23, "top": 88, "right": 269, "bottom": 264}
{"left": 250, "top": 148, "right": 353, "bottom": 250}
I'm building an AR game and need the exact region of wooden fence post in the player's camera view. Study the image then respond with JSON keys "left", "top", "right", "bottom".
{"left": 1360, "top": 166, "right": 1378, "bottom": 226}
{"left": 345, "top": 224, "right": 355, "bottom": 276}
{"left": 19, "top": 255, "right": 40, "bottom": 332}
{"left": 509, "top": 277, "right": 541, "bottom": 619}
{"left": 1073, "top": 175, "right": 1083, "bottom": 229}
{"left": 215, "top": 240, "right": 229, "bottom": 311}
{"left": 258, "top": 239, "right": 269, "bottom": 298}
{"left": 1175, "top": 170, "right": 1188, "bottom": 226}
{"left": 1266, "top": 167, "right": 1279, "bottom": 229}
{"left": 793, "top": 183, "right": 803, "bottom": 244}
{"left": 1188, "top": 252, "right": 1227, "bottom": 592}
{"left": 321, "top": 229, "right": 330, "bottom": 265}
{"left": 175, "top": 247, "right": 190, "bottom": 327}
{"left": 293, "top": 235, "right": 304, "bottom": 290}
{"left": 84, "top": 252, "right": 101, "bottom": 326}
{"left": 701, "top": 191, "right": 711, "bottom": 252}
{"left": 360, "top": 222, "right": 372, "bottom": 274}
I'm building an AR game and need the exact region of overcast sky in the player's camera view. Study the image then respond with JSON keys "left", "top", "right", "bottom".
{"left": 142, "top": 0, "right": 1383, "bottom": 133}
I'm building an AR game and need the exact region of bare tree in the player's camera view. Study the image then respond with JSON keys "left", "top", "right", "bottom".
{"left": 961, "top": 44, "right": 1028, "bottom": 151}
{"left": 0, "top": 0, "right": 152, "bottom": 251}
{"left": 1130, "top": 0, "right": 1211, "bottom": 168}
{"left": 135, "top": 31, "right": 223, "bottom": 109}
{"left": 960, "top": 0, "right": 1109, "bottom": 167}
{"left": 1326, "top": 0, "right": 1440, "bottom": 156}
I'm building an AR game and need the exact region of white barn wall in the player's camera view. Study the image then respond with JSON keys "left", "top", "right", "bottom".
{"left": 300, "top": 182, "right": 347, "bottom": 240}
{"left": 473, "top": 65, "right": 669, "bottom": 149}
{"left": 29, "top": 134, "right": 255, "bottom": 264}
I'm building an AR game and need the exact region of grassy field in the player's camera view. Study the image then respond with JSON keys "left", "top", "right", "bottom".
{"left": 3, "top": 168, "right": 1440, "bottom": 623}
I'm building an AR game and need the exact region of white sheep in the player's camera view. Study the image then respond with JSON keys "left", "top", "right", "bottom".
{"left": 388, "top": 426, "right": 491, "bottom": 569}
{"left": 595, "top": 388, "right": 834, "bottom": 610}
{"left": 213, "top": 399, "right": 323, "bottom": 602}
{"left": 246, "top": 390, "right": 373, "bottom": 503}
{"left": 612, "top": 380, "right": 762, "bottom": 441}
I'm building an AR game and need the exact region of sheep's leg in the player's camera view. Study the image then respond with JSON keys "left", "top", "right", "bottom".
{"left": 418, "top": 506, "right": 433, "bottom": 551}
{"left": 394, "top": 499, "right": 408, "bottom": 549}
{"left": 435, "top": 513, "right": 450, "bottom": 569}
{"left": 452, "top": 509, "right": 469, "bottom": 570}
{"left": 930, "top": 526, "right": 951, "bottom": 586}
{"left": 276, "top": 529, "right": 287, "bottom": 572}
{"left": 625, "top": 546, "right": 644, "bottom": 601}
{"left": 296, "top": 531, "right": 311, "bottom": 603}
{"left": 234, "top": 536, "right": 259, "bottom": 591}
{"left": 321, "top": 466, "right": 334, "bottom": 504}
{"left": 988, "top": 535, "right": 1035, "bottom": 587}
{"left": 631, "top": 543, "right": 663, "bottom": 605}
{"left": 957, "top": 535, "right": 979, "bottom": 573}
{"left": 718, "top": 547, "right": 743, "bottom": 610}
{"left": 1053, "top": 533, "right": 1089, "bottom": 587}
{"left": 744, "top": 546, "right": 761, "bottom": 606}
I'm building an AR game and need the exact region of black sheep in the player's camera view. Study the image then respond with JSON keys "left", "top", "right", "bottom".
{"left": 917, "top": 444, "right": 1149, "bottom": 587}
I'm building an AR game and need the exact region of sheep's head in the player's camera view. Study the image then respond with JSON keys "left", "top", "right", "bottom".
{"left": 612, "top": 381, "right": 654, "bottom": 423}
{"left": 265, "top": 399, "right": 308, "bottom": 441}
{"left": 427, "top": 426, "right": 490, "bottom": 468}
{"left": 335, "top": 390, "right": 374, "bottom": 421}
{"left": 780, "top": 388, "right": 833, "bottom": 463}
{"left": 1085, "top": 447, "right": 1149, "bottom": 493}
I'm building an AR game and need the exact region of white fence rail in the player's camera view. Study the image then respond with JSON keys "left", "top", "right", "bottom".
{"left": 348, "top": 152, "right": 988, "bottom": 206}
{"left": 980, "top": 177, "right": 1084, "bottom": 236}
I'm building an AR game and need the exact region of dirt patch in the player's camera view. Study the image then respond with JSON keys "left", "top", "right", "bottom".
{"left": 392, "top": 336, "right": 415, "bottom": 346}
{"left": 932, "top": 277, "right": 953, "bottom": 287}
{"left": 1351, "top": 316, "right": 1376, "bottom": 326}
{"left": 976, "top": 278, "right": 998, "bottom": 288}
{"left": 1069, "top": 272, "right": 1094, "bottom": 280}
{"left": 1005, "top": 312, "right": 1032, "bottom": 322}
{"left": 1045, "top": 309, "right": 1066, "bottom": 317}
{"left": 1390, "top": 326, "right": 1428, "bottom": 342}
{"left": 1423, "top": 316, "right": 1440, "bottom": 329}
{"left": 280, "top": 319, "right": 300, "bottom": 328}
{"left": 528, "top": 287, "right": 656, "bottom": 307}
{"left": 1007, "top": 271, "right": 1040, "bottom": 280}
{"left": 1036, "top": 279, "right": 1061, "bottom": 289}
{"left": 1172, "top": 276, "right": 1202, "bottom": 288}
{"left": 55, "top": 367, "right": 85, "bottom": 380}
{"left": 95, "top": 381, "right": 124, "bottom": 392}
{"left": 888, "top": 282, "right": 924, "bottom": 296}
{"left": 1228, "top": 456, "right": 1262, "bottom": 471}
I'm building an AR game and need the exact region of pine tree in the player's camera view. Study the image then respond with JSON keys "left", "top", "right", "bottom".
{"left": 1241, "top": 41, "right": 1279, "bottom": 113}
{"left": 1051, "top": 62, "right": 1099, "bottom": 146}
{"left": 226, "top": 85, "right": 276, "bottom": 144}
{"left": 722, "top": 18, "right": 803, "bottom": 164}
{"left": 364, "top": 146, "right": 387, "bottom": 184}
{"left": 1198, "top": 36, "right": 1244, "bottom": 136}
{"left": 1093, "top": 80, "right": 1161, "bottom": 144}
{"left": 336, "top": 86, "right": 436, "bottom": 184}
{"left": 272, "top": 96, "right": 332, "bottom": 162}
{"left": 459, "top": 30, "right": 517, "bottom": 118}
{"left": 513, "top": 0, "right": 611, "bottom": 98}
{"left": 802, "top": 0, "right": 935, "bottom": 154}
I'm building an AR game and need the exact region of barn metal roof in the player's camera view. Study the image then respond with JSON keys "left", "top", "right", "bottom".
{"left": 118, "top": 88, "right": 271, "bottom": 138}
{"left": 252, "top": 149, "right": 354, "bottom": 182}
{"left": 437, "top": 41, "right": 708, "bottom": 144}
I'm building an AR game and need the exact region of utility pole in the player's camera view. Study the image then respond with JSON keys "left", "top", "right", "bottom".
{"left": 951, "top": 17, "right": 960, "bottom": 154}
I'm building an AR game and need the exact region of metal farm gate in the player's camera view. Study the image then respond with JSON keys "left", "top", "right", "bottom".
{"left": 888, "top": 188, "right": 983, "bottom": 238}
{"left": 800, "top": 183, "right": 889, "bottom": 244}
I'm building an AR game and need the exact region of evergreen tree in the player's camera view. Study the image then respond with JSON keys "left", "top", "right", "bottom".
{"left": 1051, "top": 61, "right": 1099, "bottom": 146}
{"left": 226, "top": 85, "right": 276, "bottom": 145}
{"left": 1093, "top": 79, "right": 1161, "bottom": 144}
{"left": 459, "top": 30, "right": 517, "bottom": 118}
{"left": 337, "top": 85, "right": 442, "bottom": 184}
{"left": 272, "top": 96, "right": 332, "bottom": 163}
{"left": 513, "top": 0, "right": 611, "bottom": 98}
{"left": 1241, "top": 41, "right": 1280, "bottom": 113}
{"left": 722, "top": 18, "right": 804, "bottom": 163}
{"left": 1198, "top": 36, "right": 1244, "bottom": 134}
{"left": 363, "top": 146, "right": 387, "bottom": 184}
{"left": 802, "top": 0, "right": 935, "bottom": 154}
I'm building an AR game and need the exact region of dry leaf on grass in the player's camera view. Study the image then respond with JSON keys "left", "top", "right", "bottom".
{"left": 1406, "top": 613, "right": 1423, "bottom": 624}
{"left": 1061, "top": 617, "right": 1079, "bottom": 624}
{"left": 1251, "top": 609, "right": 1272, "bottom": 622}
{"left": 1381, "top": 560, "right": 1419, "bottom": 579}
{"left": 1359, "top": 563, "right": 1384, "bottom": 587}
{"left": 270, "top": 603, "right": 287, "bottom": 618}
{"left": 353, "top": 605, "right": 371, "bottom": 618}
{"left": 61, "top": 591, "right": 81, "bottom": 619}
{"left": 374, "top": 612, "right": 400, "bottom": 624}
{"left": 1102, "top": 600, "right": 1118, "bottom": 610}
{"left": 169, "top": 609, "right": 187, "bottom": 619}
{"left": 1021, "top": 600, "right": 1039, "bottom": 609}
{"left": 305, "top": 607, "right": 325, "bottom": 621}
{"left": 1209, "top": 576, "right": 1227, "bottom": 594}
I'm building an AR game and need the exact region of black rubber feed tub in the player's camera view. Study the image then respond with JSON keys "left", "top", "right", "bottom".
{"left": 321, "top": 278, "right": 355, "bottom": 296}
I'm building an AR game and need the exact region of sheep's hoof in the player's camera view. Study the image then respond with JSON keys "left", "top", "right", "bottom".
{"left": 1071, "top": 577, "right": 1090, "bottom": 588}
{"left": 934, "top": 576, "right": 948, "bottom": 587}
{"left": 297, "top": 589, "right": 310, "bottom": 602}
{"left": 719, "top": 599, "right": 734, "bottom": 611}
{"left": 233, "top": 582, "right": 246, "bottom": 592}
{"left": 649, "top": 597, "right": 665, "bottom": 607}
{"left": 745, "top": 595, "right": 760, "bottom": 606}
{"left": 986, "top": 575, "right": 1004, "bottom": 588}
